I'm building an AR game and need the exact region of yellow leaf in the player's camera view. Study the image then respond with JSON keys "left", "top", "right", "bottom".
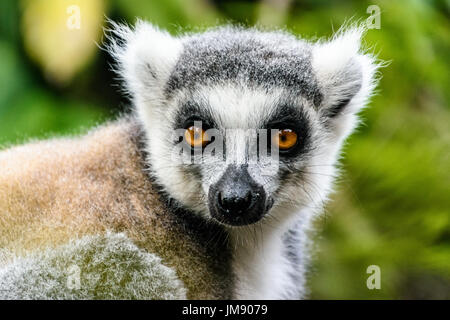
{"left": 21, "top": 0, "right": 107, "bottom": 85}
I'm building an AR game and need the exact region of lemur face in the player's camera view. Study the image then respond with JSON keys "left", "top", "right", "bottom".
{"left": 168, "top": 85, "right": 317, "bottom": 226}
{"left": 109, "top": 21, "right": 378, "bottom": 227}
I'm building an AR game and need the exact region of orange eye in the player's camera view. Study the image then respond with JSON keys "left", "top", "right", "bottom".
{"left": 274, "top": 129, "right": 298, "bottom": 150}
{"left": 185, "top": 126, "right": 209, "bottom": 148}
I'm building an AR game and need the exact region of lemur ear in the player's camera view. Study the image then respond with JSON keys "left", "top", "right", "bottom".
{"left": 311, "top": 27, "right": 378, "bottom": 123}
{"left": 106, "top": 20, "right": 182, "bottom": 103}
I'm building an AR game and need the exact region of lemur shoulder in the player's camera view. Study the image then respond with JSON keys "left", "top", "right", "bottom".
{"left": 0, "top": 21, "right": 379, "bottom": 299}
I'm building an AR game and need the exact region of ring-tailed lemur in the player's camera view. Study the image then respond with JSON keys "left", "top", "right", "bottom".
{"left": 0, "top": 21, "right": 379, "bottom": 299}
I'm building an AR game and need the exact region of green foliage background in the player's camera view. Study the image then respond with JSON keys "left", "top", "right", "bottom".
{"left": 0, "top": 0, "right": 448, "bottom": 298}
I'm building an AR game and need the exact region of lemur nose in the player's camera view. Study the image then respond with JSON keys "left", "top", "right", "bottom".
{"left": 217, "top": 190, "right": 253, "bottom": 214}
{"left": 208, "top": 164, "right": 268, "bottom": 226}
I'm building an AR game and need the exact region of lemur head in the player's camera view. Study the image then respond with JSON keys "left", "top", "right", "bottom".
{"left": 109, "top": 21, "right": 379, "bottom": 227}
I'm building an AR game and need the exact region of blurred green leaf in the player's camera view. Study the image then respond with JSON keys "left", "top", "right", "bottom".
{"left": 0, "top": 88, "right": 106, "bottom": 147}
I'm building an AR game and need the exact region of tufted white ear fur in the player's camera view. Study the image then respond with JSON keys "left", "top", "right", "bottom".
{"left": 312, "top": 26, "right": 379, "bottom": 137}
{"left": 106, "top": 20, "right": 183, "bottom": 105}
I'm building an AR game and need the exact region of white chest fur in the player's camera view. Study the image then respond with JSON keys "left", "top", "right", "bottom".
{"left": 230, "top": 223, "right": 300, "bottom": 299}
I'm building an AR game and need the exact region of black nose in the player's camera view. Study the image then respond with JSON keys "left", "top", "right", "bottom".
{"left": 208, "top": 165, "right": 269, "bottom": 226}
{"left": 217, "top": 190, "right": 253, "bottom": 214}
